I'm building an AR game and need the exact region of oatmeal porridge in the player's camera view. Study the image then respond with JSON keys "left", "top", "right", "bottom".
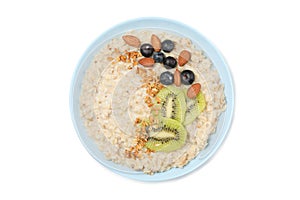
{"left": 79, "top": 30, "right": 226, "bottom": 174}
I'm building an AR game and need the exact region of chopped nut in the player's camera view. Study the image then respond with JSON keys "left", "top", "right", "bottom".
{"left": 146, "top": 148, "right": 155, "bottom": 155}
{"left": 124, "top": 135, "right": 148, "bottom": 160}
{"left": 135, "top": 118, "right": 141, "bottom": 124}
{"left": 152, "top": 88, "right": 158, "bottom": 94}
{"left": 144, "top": 81, "right": 164, "bottom": 97}
{"left": 144, "top": 95, "right": 155, "bottom": 107}
{"left": 120, "top": 55, "right": 126, "bottom": 62}
{"left": 116, "top": 50, "right": 142, "bottom": 69}
{"left": 144, "top": 96, "right": 152, "bottom": 104}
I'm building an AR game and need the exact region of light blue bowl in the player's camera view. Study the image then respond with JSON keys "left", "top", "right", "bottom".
{"left": 70, "top": 17, "right": 234, "bottom": 182}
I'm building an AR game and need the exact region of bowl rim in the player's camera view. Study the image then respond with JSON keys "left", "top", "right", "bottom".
{"left": 69, "top": 17, "right": 235, "bottom": 182}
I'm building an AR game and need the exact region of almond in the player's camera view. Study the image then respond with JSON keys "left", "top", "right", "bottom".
{"left": 178, "top": 50, "right": 191, "bottom": 66}
{"left": 187, "top": 83, "right": 201, "bottom": 99}
{"left": 138, "top": 57, "right": 155, "bottom": 67}
{"left": 174, "top": 68, "right": 181, "bottom": 87}
{"left": 122, "top": 35, "right": 141, "bottom": 48}
{"left": 151, "top": 34, "right": 161, "bottom": 52}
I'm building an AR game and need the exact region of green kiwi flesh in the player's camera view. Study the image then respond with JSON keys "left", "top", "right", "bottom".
{"left": 145, "top": 118, "right": 187, "bottom": 152}
{"left": 184, "top": 91, "right": 206, "bottom": 125}
{"left": 156, "top": 86, "right": 186, "bottom": 123}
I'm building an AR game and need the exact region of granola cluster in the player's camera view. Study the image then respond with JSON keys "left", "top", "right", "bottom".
{"left": 116, "top": 50, "right": 142, "bottom": 69}
{"left": 125, "top": 134, "right": 154, "bottom": 159}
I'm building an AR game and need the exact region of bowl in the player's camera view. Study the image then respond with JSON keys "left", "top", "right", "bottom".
{"left": 70, "top": 17, "right": 234, "bottom": 181}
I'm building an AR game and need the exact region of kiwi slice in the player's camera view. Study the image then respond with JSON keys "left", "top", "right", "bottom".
{"left": 156, "top": 86, "right": 186, "bottom": 123}
{"left": 145, "top": 118, "right": 187, "bottom": 152}
{"left": 184, "top": 91, "right": 206, "bottom": 125}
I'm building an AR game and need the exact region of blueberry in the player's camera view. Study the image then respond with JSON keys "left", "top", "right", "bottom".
{"left": 160, "top": 71, "right": 174, "bottom": 85}
{"left": 140, "top": 43, "right": 154, "bottom": 57}
{"left": 153, "top": 52, "right": 165, "bottom": 63}
{"left": 161, "top": 40, "right": 174, "bottom": 53}
{"left": 181, "top": 70, "right": 195, "bottom": 85}
{"left": 163, "top": 56, "right": 177, "bottom": 69}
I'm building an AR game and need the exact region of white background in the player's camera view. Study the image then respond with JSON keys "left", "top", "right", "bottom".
{"left": 1, "top": 0, "right": 299, "bottom": 199}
